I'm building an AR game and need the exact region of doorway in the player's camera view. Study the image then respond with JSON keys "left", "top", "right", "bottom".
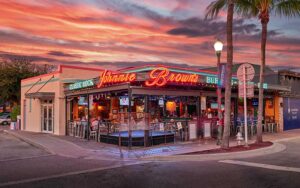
{"left": 41, "top": 100, "right": 54, "bottom": 133}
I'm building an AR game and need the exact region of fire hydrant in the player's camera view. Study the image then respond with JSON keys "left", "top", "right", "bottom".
{"left": 236, "top": 132, "right": 243, "bottom": 146}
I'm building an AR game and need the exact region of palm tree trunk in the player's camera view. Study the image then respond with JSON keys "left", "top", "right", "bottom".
{"left": 221, "top": 0, "right": 234, "bottom": 149}
{"left": 257, "top": 20, "right": 268, "bottom": 143}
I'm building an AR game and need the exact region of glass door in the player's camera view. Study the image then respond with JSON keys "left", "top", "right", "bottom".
{"left": 42, "top": 104, "right": 54, "bottom": 133}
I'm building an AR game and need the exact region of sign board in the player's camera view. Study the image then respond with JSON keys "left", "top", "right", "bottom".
{"left": 69, "top": 79, "right": 94, "bottom": 90}
{"left": 218, "top": 64, "right": 226, "bottom": 88}
{"left": 236, "top": 63, "right": 256, "bottom": 146}
{"left": 98, "top": 70, "right": 136, "bottom": 88}
{"left": 205, "top": 76, "right": 238, "bottom": 86}
{"left": 159, "top": 123, "right": 164, "bottom": 131}
{"left": 203, "top": 122, "right": 211, "bottom": 138}
{"left": 237, "top": 63, "right": 255, "bottom": 82}
{"left": 145, "top": 67, "right": 199, "bottom": 87}
{"left": 188, "top": 122, "right": 197, "bottom": 140}
{"left": 283, "top": 98, "right": 300, "bottom": 130}
{"left": 177, "top": 122, "right": 183, "bottom": 130}
{"left": 210, "top": 103, "right": 225, "bottom": 110}
{"left": 238, "top": 82, "right": 254, "bottom": 98}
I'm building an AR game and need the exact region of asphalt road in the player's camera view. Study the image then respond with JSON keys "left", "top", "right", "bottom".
{"left": 2, "top": 131, "right": 300, "bottom": 188}
{"left": 0, "top": 131, "right": 48, "bottom": 161}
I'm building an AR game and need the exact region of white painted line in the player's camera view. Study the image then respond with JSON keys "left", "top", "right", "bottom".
{"left": 0, "top": 161, "right": 149, "bottom": 187}
{"left": 0, "top": 154, "right": 54, "bottom": 163}
{"left": 220, "top": 160, "right": 300, "bottom": 173}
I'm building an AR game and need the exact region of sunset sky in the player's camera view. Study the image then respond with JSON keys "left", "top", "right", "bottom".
{"left": 0, "top": 0, "right": 300, "bottom": 70}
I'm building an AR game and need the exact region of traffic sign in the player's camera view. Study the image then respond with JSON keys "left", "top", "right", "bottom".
{"left": 239, "top": 82, "right": 254, "bottom": 98}
{"left": 236, "top": 63, "right": 256, "bottom": 147}
{"left": 237, "top": 63, "right": 255, "bottom": 82}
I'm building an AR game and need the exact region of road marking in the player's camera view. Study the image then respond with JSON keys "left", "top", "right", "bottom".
{"left": 0, "top": 161, "right": 150, "bottom": 187}
{"left": 220, "top": 160, "right": 300, "bottom": 173}
{"left": 0, "top": 154, "right": 54, "bottom": 163}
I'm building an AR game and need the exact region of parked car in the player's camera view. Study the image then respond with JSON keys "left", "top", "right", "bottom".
{"left": 0, "top": 113, "right": 11, "bottom": 125}
{"left": 0, "top": 112, "right": 10, "bottom": 116}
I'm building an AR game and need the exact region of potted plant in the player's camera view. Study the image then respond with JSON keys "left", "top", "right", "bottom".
{"left": 10, "top": 105, "right": 20, "bottom": 130}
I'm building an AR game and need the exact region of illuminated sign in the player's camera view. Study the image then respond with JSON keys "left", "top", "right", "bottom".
{"left": 97, "top": 70, "right": 136, "bottom": 88}
{"left": 206, "top": 76, "right": 238, "bottom": 85}
{"left": 210, "top": 103, "right": 225, "bottom": 110}
{"left": 69, "top": 79, "right": 94, "bottom": 90}
{"left": 256, "top": 83, "right": 268, "bottom": 89}
{"left": 145, "top": 67, "right": 199, "bottom": 87}
{"left": 206, "top": 76, "right": 218, "bottom": 84}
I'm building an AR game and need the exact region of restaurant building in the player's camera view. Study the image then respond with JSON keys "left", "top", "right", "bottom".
{"left": 21, "top": 64, "right": 290, "bottom": 147}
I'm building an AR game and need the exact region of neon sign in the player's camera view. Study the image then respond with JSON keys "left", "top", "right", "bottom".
{"left": 145, "top": 67, "right": 199, "bottom": 87}
{"left": 97, "top": 70, "right": 136, "bottom": 88}
{"left": 69, "top": 79, "right": 94, "bottom": 90}
{"left": 206, "top": 76, "right": 238, "bottom": 85}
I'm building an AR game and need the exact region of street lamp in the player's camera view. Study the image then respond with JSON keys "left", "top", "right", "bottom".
{"left": 214, "top": 39, "right": 223, "bottom": 121}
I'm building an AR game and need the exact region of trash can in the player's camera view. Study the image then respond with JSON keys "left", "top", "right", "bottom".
{"left": 16, "top": 115, "right": 21, "bottom": 130}
{"left": 10, "top": 122, "right": 16, "bottom": 130}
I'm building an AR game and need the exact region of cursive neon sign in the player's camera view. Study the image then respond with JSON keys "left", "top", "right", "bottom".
{"left": 97, "top": 70, "right": 136, "bottom": 88}
{"left": 145, "top": 67, "right": 199, "bottom": 87}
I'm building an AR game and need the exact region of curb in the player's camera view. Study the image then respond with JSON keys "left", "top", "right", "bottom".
{"left": 272, "top": 135, "right": 300, "bottom": 143}
{"left": 142, "top": 142, "right": 286, "bottom": 162}
{"left": 4, "top": 130, "right": 55, "bottom": 155}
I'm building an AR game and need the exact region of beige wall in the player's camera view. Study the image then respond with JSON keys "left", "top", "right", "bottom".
{"left": 21, "top": 65, "right": 103, "bottom": 135}
{"left": 21, "top": 74, "right": 60, "bottom": 134}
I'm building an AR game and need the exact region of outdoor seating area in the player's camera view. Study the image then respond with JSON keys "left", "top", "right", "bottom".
{"left": 66, "top": 117, "right": 177, "bottom": 146}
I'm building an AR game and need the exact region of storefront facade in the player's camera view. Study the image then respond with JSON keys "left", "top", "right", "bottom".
{"left": 21, "top": 64, "right": 291, "bottom": 146}
{"left": 63, "top": 65, "right": 288, "bottom": 146}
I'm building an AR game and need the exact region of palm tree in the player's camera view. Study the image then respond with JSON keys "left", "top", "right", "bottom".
{"left": 233, "top": 0, "right": 300, "bottom": 143}
{"left": 206, "top": 0, "right": 235, "bottom": 149}
{"left": 206, "top": 0, "right": 300, "bottom": 146}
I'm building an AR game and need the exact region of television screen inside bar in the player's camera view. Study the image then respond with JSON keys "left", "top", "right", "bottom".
{"left": 211, "top": 103, "right": 224, "bottom": 110}
{"left": 119, "top": 96, "right": 129, "bottom": 106}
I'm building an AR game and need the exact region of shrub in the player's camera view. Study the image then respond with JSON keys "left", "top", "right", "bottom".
{"left": 11, "top": 105, "right": 20, "bottom": 122}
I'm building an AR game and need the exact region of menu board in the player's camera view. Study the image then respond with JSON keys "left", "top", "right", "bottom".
{"left": 188, "top": 122, "right": 197, "bottom": 140}
{"left": 204, "top": 122, "right": 211, "bottom": 138}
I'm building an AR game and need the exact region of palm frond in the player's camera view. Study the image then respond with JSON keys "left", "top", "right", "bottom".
{"left": 235, "top": 0, "right": 260, "bottom": 17}
{"left": 274, "top": 0, "right": 300, "bottom": 17}
{"left": 205, "top": 0, "right": 227, "bottom": 19}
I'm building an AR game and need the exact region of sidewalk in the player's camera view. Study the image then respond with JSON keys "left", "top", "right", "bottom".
{"left": 5, "top": 129, "right": 300, "bottom": 161}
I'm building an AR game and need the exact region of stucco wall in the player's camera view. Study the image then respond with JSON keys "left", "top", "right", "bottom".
{"left": 21, "top": 73, "right": 60, "bottom": 134}
{"left": 21, "top": 65, "right": 103, "bottom": 135}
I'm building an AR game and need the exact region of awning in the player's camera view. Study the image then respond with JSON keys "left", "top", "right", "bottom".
{"left": 25, "top": 92, "right": 55, "bottom": 99}
{"left": 267, "top": 84, "right": 291, "bottom": 92}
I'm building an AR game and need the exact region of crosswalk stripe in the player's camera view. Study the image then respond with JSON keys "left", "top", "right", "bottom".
{"left": 220, "top": 160, "right": 300, "bottom": 173}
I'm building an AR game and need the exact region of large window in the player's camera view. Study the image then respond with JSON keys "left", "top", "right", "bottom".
{"left": 69, "top": 96, "right": 88, "bottom": 121}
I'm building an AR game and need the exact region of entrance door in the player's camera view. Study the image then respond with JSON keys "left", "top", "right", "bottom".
{"left": 42, "top": 104, "right": 53, "bottom": 133}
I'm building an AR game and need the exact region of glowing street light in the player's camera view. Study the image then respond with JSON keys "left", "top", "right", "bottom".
{"left": 214, "top": 39, "right": 223, "bottom": 145}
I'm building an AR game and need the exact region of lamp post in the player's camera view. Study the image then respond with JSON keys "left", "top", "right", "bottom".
{"left": 214, "top": 40, "right": 223, "bottom": 121}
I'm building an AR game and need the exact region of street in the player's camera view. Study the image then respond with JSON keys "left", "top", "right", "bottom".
{"left": 1, "top": 130, "right": 300, "bottom": 188}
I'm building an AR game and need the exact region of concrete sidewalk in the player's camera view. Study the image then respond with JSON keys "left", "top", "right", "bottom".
{"left": 5, "top": 129, "right": 300, "bottom": 161}
{"left": 5, "top": 130, "right": 230, "bottom": 160}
